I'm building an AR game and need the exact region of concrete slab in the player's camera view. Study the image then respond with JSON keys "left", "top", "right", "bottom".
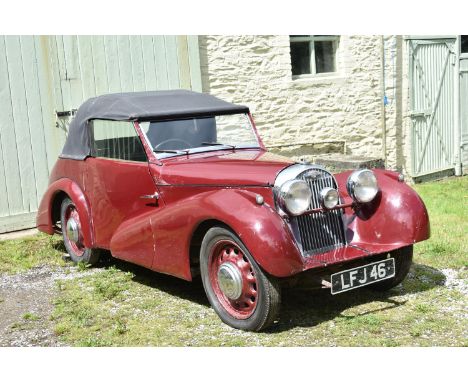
{"left": 0, "top": 228, "right": 38, "bottom": 241}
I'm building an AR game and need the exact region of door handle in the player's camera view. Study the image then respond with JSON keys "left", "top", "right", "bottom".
{"left": 140, "top": 192, "right": 160, "bottom": 200}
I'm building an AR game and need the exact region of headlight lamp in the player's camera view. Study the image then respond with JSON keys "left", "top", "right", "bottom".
{"left": 346, "top": 169, "right": 379, "bottom": 203}
{"left": 278, "top": 179, "right": 311, "bottom": 216}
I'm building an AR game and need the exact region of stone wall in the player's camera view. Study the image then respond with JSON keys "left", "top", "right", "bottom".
{"left": 199, "top": 35, "right": 408, "bottom": 173}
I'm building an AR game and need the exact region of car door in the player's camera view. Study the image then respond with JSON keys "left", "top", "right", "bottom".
{"left": 85, "top": 119, "right": 159, "bottom": 268}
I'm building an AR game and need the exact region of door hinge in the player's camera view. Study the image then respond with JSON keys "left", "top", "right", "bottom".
{"left": 409, "top": 109, "right": 432, "bottom": 118}
{"left": 56, "top": 109, "right": 77, "bottom": 118}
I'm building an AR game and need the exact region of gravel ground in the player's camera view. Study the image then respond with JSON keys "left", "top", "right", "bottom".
{"left": 0, "top": 263, "right": 466, "bottom": 347}
{"left": 0, "top": 264, "right": 102, "bottom": 347}
{"left": 441, "top": 268, "right": 468, "bottom": 295}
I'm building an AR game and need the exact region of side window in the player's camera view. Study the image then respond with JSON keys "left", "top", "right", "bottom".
{"left": 91, "top": 120, "right": 147, "bottom": 162}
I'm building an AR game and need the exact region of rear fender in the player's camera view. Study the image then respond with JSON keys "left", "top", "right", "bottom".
{"left": 36, "top": 178, "right": 94, "bottom": 247}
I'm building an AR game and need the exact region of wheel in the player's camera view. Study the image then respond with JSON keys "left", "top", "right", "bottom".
{"left": 60, "top": 197, "right": 100, "bottom": 265}
{"left": 200, "top": 227, "right": 281, "bottom": 331}
{"left": 368, "top": 246, "right": 413, "bottom": 291}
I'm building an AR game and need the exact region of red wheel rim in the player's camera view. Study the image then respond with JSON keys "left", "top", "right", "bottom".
{"left": 208, "top": 239, "right": 258, "bottom": 319}
{"left": 64, "top": 205, "right": 85, "bottom": 257}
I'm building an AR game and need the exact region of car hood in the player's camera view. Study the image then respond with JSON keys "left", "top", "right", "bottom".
{"left": 154, "top": 149, "right": 294, "bottom": 186}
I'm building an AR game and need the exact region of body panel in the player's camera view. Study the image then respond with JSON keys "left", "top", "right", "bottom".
{"left": 36, "top": 160, "right": 94, "bottom": 248}
{"left": 84, "top": 157, "right": 159, "bottom": 268}
{"left": 335, "top": 169, "right": 430, "bottom": 247}
{"left": 154, "top": 149, "right": 293, "bottom": 186}
{"left": 109, "top": 186, "right": 303, "bottom": 280}
{"left": 37, "top": 156, "right": 429, "bottom": 281}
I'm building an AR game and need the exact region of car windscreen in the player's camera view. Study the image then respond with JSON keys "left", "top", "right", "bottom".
{"left": 139, "top": 113, "right": 260, "bottom": 158}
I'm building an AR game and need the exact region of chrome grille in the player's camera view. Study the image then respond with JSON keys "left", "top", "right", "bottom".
{"left": 292, "top": 168, "right": 347, "bottom": 255}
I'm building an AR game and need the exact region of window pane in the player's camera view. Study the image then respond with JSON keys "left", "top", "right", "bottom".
{"left": 215, "top": 114, "right": 258, "bottom": 146}
{"left": 290, "top": 41, "right": 311, "bottom": 75}
{"left": 461, "top": 36, "right": 468, "bottom": 53}
{"left": 140, "top": 113, "right": 259, "bottom": 158}
{"left": 315, "top": 40, "right": 336, "bottom": 73}
{"left": 92, "top": 120, "right": 146, "bottom": 162}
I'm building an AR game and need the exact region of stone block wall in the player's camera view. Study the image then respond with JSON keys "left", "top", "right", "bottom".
{"left": 199, "top": 35, "right": 409, "bottom": 173}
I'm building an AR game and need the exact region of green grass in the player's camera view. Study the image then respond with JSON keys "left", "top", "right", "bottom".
{"left": 0, "top": 234, "right": 65, "bottom": 274}
{"left": 412, "top": 177, "right": 468, "bottom": 269}
{"left": 1, "top": 176, "right": 467, "bottom": 346}
{"left": 23, "top": 312, "right": 40, "bottom": 321}
{"left": 50, "top": 260, "right": 467, "bottom": 346}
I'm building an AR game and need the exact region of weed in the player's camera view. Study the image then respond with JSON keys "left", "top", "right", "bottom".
{"left": 114, "top": 319, "right": 128, "bottom": 335}
{"left": 23, "top": 312, "right": 40, "bottom": 321}
{"left": 76, "top": 262, "right": 91, "bottom": 272}
{"left": 415, "top": 303, "right": 433, "bottom": 314}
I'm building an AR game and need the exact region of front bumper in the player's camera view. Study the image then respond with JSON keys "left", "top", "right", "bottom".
{"left": 301, "top": 242, "right": 409, "bottom": 271}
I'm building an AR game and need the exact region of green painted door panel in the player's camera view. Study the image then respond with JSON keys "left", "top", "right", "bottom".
{"left": 0, "top": 35, "right": 202, "bottom": 232}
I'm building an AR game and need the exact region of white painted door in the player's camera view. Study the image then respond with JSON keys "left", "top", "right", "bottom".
{"left": 408, "top": 38, "right": 456, "bottom": 177}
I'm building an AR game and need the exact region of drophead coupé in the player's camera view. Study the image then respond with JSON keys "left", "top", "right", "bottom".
{"left": 37, "top": 90, "right": 430, "bottom": 331}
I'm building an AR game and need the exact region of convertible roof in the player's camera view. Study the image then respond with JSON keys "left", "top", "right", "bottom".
{"left": 60, "top": 90, "right": 250, "bottom": 160}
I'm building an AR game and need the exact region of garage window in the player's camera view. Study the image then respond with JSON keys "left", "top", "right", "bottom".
{"left": 289, "top": 35, "right": 339, "bottom": 76}
{"left": 461, "top": 35, "right": 468, "bottom": 54}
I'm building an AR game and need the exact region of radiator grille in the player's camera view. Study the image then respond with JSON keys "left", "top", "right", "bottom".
{"left": 293, "top": 168, "right": 347, "bottom": 255}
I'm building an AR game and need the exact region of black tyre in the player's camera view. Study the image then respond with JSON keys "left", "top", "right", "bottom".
{"left": 369, "top": 246, "right": 413, "bottom": 291}
{"left": 200, "top": 227, "right": 281, "bottom": 331}
{"left": 60, "top": 197, "right": 100, "bottom": 265}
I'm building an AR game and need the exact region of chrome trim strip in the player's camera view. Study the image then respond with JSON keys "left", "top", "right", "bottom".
{"left": 274, "top": 163, "right": 327, "bottom": 188}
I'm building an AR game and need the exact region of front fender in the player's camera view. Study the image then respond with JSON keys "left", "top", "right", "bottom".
{"left": 201, "top": 189, "right": 304, "bottom": 277}
{"left": 36, "top": 178, "right": 94, "bottom": 248}
{"left": 335, "top": 169, "right": 430, "bottom": 248}
{"left": 145, "top": 187, "right": 303, "bottom": 280}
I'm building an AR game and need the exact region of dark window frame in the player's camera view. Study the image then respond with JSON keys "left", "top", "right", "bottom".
{"left": 289, "top": 35, "right": 339, "bottom": 77}
{"left": 461, "top": 35, "right": 468, "bottom": 54}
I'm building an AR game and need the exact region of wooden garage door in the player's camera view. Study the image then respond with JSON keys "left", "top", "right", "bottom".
{"left": 408, "top": 38, "right": 456, "bottom": 177}
{"left": 0, "top": 35, "right": 202, "bottom": 233}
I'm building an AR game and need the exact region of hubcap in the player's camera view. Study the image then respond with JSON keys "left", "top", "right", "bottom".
{"left": 217, "top": 262, "right": 243, "bottom": 300}
{"left": 66, "top": 217, "right": 79, "bottom": 243}
{"left": 208, "top": 240, "right": 258, "bottom": 319}
{"left": 64, "top": 205, "right": 85, "bottom": 257}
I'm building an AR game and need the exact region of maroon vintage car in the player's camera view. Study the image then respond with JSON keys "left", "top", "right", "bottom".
{"left": 37, "top": 90, "right": 430, "bottom": 331}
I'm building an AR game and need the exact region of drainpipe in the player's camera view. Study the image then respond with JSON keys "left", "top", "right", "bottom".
{"left": 380, "top": 36, "right": 387, "bottom": 168}
{"left": 454, "top": 35, "right": 462, "bottom": 176}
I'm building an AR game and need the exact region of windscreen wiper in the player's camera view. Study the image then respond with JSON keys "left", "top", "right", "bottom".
{"left": 201, "top": 142, "right": 236, "bottom": 149}
{"left": 153, "top": 149, "right": 190, "bottom": 154}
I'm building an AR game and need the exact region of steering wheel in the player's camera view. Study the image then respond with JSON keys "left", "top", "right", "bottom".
{"left": 154, "top": 138, "right": 194, "bottom": 150}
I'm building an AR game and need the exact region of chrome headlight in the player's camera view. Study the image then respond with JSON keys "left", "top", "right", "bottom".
{"left": 319, "top": 187, "right": 339, "bottom": 209}
{"left": 346, "top": 169, "right": 379, "bottom": 203}
{"left": 278, "top": 179, "right": 312, "bottom": 216}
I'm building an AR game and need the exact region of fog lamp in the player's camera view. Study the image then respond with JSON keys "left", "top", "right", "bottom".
{"left": 319, "top": 187, "right": 339, "bottom": 209}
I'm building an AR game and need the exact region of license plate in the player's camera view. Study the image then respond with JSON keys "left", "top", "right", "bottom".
{"left": 330, "top": 258, "right": 395, "bottom": 295}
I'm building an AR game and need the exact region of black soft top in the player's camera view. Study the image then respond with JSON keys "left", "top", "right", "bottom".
{"left": 60, "top": 90, "right": 250, "bottom": 160}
